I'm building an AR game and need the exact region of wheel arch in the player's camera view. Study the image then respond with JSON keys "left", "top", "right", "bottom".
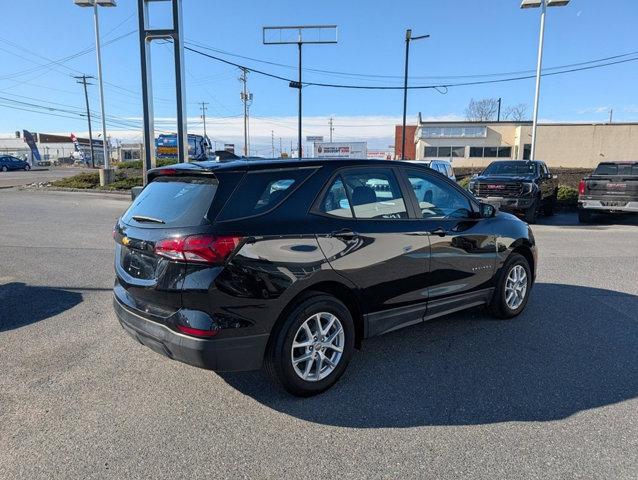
{"left": 266, "top": 280, "right": 365, "bottom": 357}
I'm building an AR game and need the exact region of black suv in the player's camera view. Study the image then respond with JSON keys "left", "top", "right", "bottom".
{"left": 113, "top": 159, "right": 537, "bottom": 396}
{"left": 468, "top": 160, "right": 558, "bottom": 223}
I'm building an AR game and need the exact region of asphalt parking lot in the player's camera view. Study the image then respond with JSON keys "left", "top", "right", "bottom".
{"left": 0, "top": 166, "right": 85, "bottom": 188}
{"left": 1, "top": 188, "right": 637, "bottom": 479}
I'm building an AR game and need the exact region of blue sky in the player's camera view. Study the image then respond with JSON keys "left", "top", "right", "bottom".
{"left": 1, "top": 0, "right": 637, "bottom": 153}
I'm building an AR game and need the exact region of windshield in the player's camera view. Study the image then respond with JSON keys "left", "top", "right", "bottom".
{"left": 482, "top": 161, "right": 537, "bottom": 177}
{"left": 121, "top": 176, "right": 217, "bottom": 228}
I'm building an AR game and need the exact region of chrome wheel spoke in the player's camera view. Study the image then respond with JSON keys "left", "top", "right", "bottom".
{"left": 291, "top": 312, "right": 345, "bottom": 382}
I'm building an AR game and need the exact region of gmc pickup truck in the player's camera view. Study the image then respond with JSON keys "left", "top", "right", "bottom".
{"left": 468, "top": 160, "right": 558, "bottom": 224}
{"left": 578, "top": 161, "right": 638, "bottom": 223}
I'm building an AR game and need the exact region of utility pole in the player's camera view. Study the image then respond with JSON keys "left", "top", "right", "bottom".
{"left": 497, "top": 97, "right": 502, "bottom": 121}
{"left": 609, "top": 108, "right": 613, "bottom": 123}
{"left": 74, "top": 74, "right": 96, "bottom": 168}
{"left": 239, "top": 68, "right": 252, "bottom": 157}
{"left": 401, "top": 28, "right": 429, "bottom": 160}
{"left": 279, "top": 137, "right": 283, "bottom": 157}
{"left": 329, "top": 116, "right": 334, "bottom": 142}
{"left": 271, "top": 130, "right": 275, "bottom": 158}
{"left": 200, "top": 101, "right": 208, "bottom": 137}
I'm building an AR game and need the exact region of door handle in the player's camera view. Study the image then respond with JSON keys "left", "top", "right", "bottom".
{"left": 430, "top": 227, "right": 447, "bottom": 237}
{"left": 330, "top": 228, "right": 359, "bottom": 240}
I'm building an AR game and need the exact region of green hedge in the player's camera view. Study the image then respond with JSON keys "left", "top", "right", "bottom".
{"left": 557, "top": 185, "right": 578, "bottom": 207}
{"left": 51, "top": 171, "right": 142, "bottom": 190}
{"left": 457, "top": 176, "right": 471, "bottom": 190}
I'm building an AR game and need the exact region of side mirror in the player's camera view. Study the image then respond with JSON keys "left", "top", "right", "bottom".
{"left": 480, "top": 202, "right": 496, "bottom": 218}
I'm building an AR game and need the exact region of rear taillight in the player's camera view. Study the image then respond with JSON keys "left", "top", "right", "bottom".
{"left": 155, "top": 235, "right": 243, "bottom": 264}
{"left": 578, "top": 179, "right": 586, "bottom": 195}
{"left": 176, "top": 324, "right": 219, "bottom": 337}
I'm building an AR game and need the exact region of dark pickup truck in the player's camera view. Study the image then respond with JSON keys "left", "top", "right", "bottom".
{"left": 578, "top": 161, "right": 638, "bottom": 223}
{"left": 468, "top": 160, "right": 558, "bottom": 224}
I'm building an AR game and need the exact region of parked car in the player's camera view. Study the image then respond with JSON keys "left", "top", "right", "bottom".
{"left": 0, "top": 156, "right": 30, "bottom": 172}
{"left": 578, "top": 161, "right": 638, "bottom": 223}
{"left": 113, "top": 158, "right": 537, "bottom": 396}
{"left": 468, "top": 160, "right": 557, "bottom": 223}
{"left": 408, "top": 159, "right": 456, "bottom": 181}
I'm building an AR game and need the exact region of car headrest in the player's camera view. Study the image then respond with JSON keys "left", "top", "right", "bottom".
{"left": 351, "top": 186, "right": 377, "bottom": 206}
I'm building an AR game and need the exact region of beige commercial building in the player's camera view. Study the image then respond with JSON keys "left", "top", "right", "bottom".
{"left": 413, "top": 120, "right": 638, "bottom": 168}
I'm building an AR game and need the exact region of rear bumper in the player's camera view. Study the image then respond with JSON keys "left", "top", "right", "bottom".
{"left": 579, "top": 200, "right": 638, "bottom": 213}
{"left": 113, "top": 295, "right": 269, "bottom": 372}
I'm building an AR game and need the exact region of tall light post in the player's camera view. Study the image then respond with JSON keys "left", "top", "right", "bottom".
{"left": 74, "top": 0, "right": 115, "bottom": 185}
{"left": 521, "top": 0, "right": 570, "bottom": 160}
{"left": 401, "top": 29, "right": 429, "bottom": 160}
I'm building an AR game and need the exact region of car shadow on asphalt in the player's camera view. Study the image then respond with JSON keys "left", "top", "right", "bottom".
{"left": 0, "top": 282, "right": 84, "bottom": 332}
{"left": 219, "top": 283, "right": 638, "bottom": 427}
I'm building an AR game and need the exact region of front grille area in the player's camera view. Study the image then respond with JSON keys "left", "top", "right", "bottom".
{"left": 475, "top": 182, "right": 523, "bottom": 198}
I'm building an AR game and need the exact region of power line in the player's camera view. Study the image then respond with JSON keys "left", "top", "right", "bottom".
{"left": 184, "top": 44, "right": 638, "bottom": 90}
{"left": 186, "top": 39, "right": 638, "bottom": 81}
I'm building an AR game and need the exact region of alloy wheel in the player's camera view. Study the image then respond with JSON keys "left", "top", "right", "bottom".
{"left": 290, "top": 312, "right": 345, "bottom": 382}
{"left": 505, "top": 264, "right": 528, "bottom": 310}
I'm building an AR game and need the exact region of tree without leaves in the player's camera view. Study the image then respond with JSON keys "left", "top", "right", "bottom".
{"left": 503, "top": 103, "right": 528, "bottom": 121}
{"left": 464, "top": 98, "right": 499, "bottom": 121}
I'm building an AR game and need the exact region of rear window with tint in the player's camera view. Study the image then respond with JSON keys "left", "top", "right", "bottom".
{"left": 594, "top": 163, "right": 638, "bottom": 176}
{"left": 121, "top": 176, "right": 217, "bottom": 228}
{"left": 217, "top": 168, "right": 314, "bottom": 221}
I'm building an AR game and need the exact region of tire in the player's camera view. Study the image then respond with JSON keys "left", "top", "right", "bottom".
{"left": 1, "top": 166, "right": 7, "bottom": 172}
{"left": 488, "top": 253, "right": 532, "bottom": 319}
{"left": 265, "top": 293, "right": 355, "bottom": 397}
{"left": 543, "top": 194, "right": 556, "bottom": 216}
{"left": 24, "top": 164, "right": 30, "bottom": 171}
{"left": 578, "top": 208, "right": 593, "bottom": 223}
{"left": 524, "top": 199, "right": 538, "bottom": 224}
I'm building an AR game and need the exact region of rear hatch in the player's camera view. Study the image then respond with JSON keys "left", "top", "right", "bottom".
{"left": 114, "top": 169, "right": 225, "bottom": 320}
{"left": 583, "top": 162, "right": 638, "bottom": 202}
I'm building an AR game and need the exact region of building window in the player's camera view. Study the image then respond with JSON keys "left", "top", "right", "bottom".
{"left": 451, "top": 146, "right": 465, "bottom": 157}
{"left": 437, "top": 146, "right": 452, "bottom": 157}
{"left": 468, "top": 146, "right": 511, "bottom": 158}
{"left": 488, "top": 147, "right": 498, "bottom": 157}
{"left": 421, "top": 126, "right": 487, "bottom": 138}
{"left": 424, "top": 146, "right": 466, "bottom": 158}
{"left": 523, "top": 144, "right": 531, "bottom": 160}
{"left": 424, "top": 146, "right": 438, "bottom": 157}
{"left": 469, "top": 147, "right": 483, "bottom": 157}
{"left": 497, "top": 146, "right": 512, "bottom": 158}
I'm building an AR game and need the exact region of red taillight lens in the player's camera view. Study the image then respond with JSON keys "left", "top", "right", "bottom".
{"left": 155, "top": 235, "right": 243, "bottom": 264}
{"left": 176, "top": 324, "right": 219, "bottom": 337}
{"left": 578, "top": 179, "right": 586, "bottom": 195}
{"left": 157, "top": 168, "right": 177, "bottom": 176}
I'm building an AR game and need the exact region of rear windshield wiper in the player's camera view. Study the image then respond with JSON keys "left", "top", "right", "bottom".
{"left": 131, "top": 215, "right": 165, "bottom": 224}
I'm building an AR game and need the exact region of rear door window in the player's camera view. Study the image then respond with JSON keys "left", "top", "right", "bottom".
{"left": 320, "top": 177, "right": 353, "bottom": 218}
{"left": 340, "top": 168, "right": 408, "bottom": 219}
{"left": 217, "top": 168, "right": 314, "bottom": 221}
{"left": 121, "top": 176, "right": 218, "bottom": 228}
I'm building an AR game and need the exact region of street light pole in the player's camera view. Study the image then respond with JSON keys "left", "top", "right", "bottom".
{"left": 530, "top": 0, "right": 546, "bottom": 161}
{"left": 401, "top": 29, "right": 429, "bottom": 160}
{"left": 521, "top": 0, "right": 570, "bottom": 160}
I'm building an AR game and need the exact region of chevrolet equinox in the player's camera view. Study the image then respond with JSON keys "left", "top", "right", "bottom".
{"left": 113, "top": 159, "right": 537, "bottom": 396}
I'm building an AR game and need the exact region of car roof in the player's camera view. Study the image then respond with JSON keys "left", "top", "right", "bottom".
{"left": 159, "top": 157, "right": 428, "bottom": 173}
